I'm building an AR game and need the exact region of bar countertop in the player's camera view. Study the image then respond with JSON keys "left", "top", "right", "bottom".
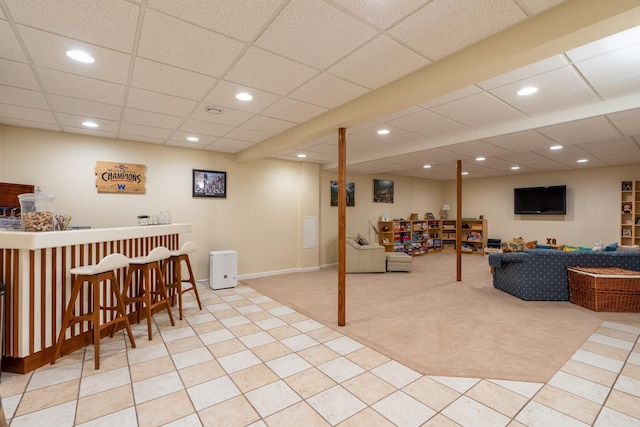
{"left": 0, "top": 223, "right": 191, "bottom": 250}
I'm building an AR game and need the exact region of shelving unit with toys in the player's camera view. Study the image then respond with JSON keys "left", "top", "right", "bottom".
{"left": 378, "top": 215, "right": 442, "bottom": 256}
{"left": 621, "top": 180, "right": 640, "bottom": 246}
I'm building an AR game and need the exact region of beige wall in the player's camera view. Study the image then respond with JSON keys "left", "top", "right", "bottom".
{"left": 319, "top": 172, "right": 443, "bottom": 266}
{"left": 0, "top": 125, "right": 314, "bottom": 279}
{"left": 443, "top": 164, "right": 640, "bottom": 248}
{"left": 2, "top": 125, "right": 638, "bottom": 277}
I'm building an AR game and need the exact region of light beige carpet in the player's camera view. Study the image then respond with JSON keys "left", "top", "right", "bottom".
{"left": 242, "top": 252, "right": 640, "bottom": 382}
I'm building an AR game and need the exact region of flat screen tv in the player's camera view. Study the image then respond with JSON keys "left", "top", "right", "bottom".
{"left": 514, "top": 185, "right": 566, "bottom": 215}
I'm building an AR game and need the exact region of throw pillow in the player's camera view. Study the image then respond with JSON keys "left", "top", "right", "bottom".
{"left": 616, "top": 244, "right": 639, "bottom": 251}
{"left": 604, "top": 242, "right": 618, "bottom": 252}
{"left": 535, "top": 244, "right": 552, "bottom": 249}
{"left": 563, "top": 245, "right": 578, "bottom": 252}
{"left": 501, "top": 241, "right": 524, "bottom": 253}
{"left": 525, "top": 240, "right": 537, "bottom": 249}
{"left": 355, "top": 233, "right": 369, "bottom": 245}
{"left": 592, "top": 241, "right": 604, "bottom": 251}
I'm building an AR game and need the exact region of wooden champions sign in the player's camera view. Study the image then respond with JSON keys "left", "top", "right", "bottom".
{"left": 95, "top": 161, "right": 146, "bottom": 194}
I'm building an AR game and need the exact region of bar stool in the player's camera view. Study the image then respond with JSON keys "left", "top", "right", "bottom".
{"left": 51, "top": 253, "right": 136, "bottom": 369}
{"left": 123, "top": 246, "right": 175, "bottom": 340}
{"left": 165, "top": 241, "right": 203, "bottom": 320}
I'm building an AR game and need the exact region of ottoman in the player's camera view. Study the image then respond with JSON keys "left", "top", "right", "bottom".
{"left": 386, "top": 252, "right": 412, "bottom": 272}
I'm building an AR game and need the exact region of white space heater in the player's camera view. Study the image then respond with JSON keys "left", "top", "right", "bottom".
{"left": 209, "top": 250, "right": 238, "bottom": 290}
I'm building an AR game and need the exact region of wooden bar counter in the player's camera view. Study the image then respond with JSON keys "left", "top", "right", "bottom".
{"left": 0, "top": 223, "right": 190, "bottom": 373}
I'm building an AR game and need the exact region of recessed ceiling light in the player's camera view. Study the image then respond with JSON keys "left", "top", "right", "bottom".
{"left": 550, "top": 145, "right": 563, "bottom": 150}
{"left": 461, "top": 171, "right": 469, "bottom": 175}
{"left": 577, "top": 159, "right": 588, "bottom": 163}
{"left": 517, "top": 86, "right": 538, "bottom": 96}
{"left": 423, "top": 164, "right": 431, "bottom": 169}
{"left": 475, "top": 157, "right": 485, "bottom": 161}
{"left": 235, "top": 92, "right": 253, "bottom": 101}
{"left": 82, "top": 121, "right": 98, "bottom": 128}
{"left": 511, "top": 166, "right": 520, "bottom": 170}
{"left": 377, "top": 129, "right": 390, "bottom": 135}
{"left": 187, "top": 136, "right": 199, "bottom": 142}
{"left": 297, "top": 154, "right": 306, "bottom": 158}
{"left": 66, "top": 50, "right": 94, "bottom": 63}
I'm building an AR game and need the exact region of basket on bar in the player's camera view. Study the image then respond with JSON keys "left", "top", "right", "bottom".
{"left": 567, "top": 267, "right": 640, "bottom": 312}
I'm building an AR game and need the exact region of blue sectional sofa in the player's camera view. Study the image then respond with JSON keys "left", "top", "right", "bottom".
{"left": 488, "top": 249, "right": 640, "bottom": 301}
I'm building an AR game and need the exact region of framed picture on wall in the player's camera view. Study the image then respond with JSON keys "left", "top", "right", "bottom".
{"left": 193, "top": 169, "right": 226, "bottom": 198}
{"left": 330, "top": 180, "right": 355, "bottom": 206}
{"left": 373, "top": 179, "right": 394, "bottom": 203}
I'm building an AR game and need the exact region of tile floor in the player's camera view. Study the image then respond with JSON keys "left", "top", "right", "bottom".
{"left": 1, "top": 283, "right": 639, "bottom": 426}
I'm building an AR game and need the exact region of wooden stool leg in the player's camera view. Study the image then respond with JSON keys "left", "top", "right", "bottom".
{"left": 157, "top": 261, "right": 175, "bottom": 326}
{"left": 110, "top": 271, "right": 136, "bottom": 349}
{"left": 92, "top": 277, "right": 101, "bottom": 369}
{"left": 143, "top": 265, "right": 154, "bottom": 340}
{"left": 51, "top": 277, "right": 83, "bottom": 365}
{"left": 184, "top": 256, "right": 203, "bottom": 311}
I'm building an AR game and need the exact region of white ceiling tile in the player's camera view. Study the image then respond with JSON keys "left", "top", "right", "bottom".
{"left": 352, "top": 125, "right": 428, "bottom": 146}
{"left": 0, "top": 103, "right": 56, "bottom": 124}
{"left": 18, "top": 26, "right": 131, "bottom": 84}
{"left": 169, "top": 131, "right": 214, "bottom": 145}
{"left": 38, "top": 67, "right": 125, "bottom": 105}
{"left": 203, "top": 80, "right": 281, "bottom": 114}
{"left": 331, "top": 0, "right": 431, "bottom": 30}
{"left": 178, "top": 119, "right": 234, "bottom": 137}
{"left": 189, "top": 104, "right": 253, "bottom": 127}
{"left": 137, "top": 9, "right": 245, "bottom": 77}
{"left": 0, "top": 58, "right": 40, "bottom": 90}
{"left": 255, "top": 0, "right": 376, "bottom": 69}
{"left": 477, "top": 55, "right": 568, "bottom": 90}
{"left": 482, "top": 130, "right": 557, "bottom": 152}
{"left": 56, "top": 112, "right": 119, "bottom": 132}
{"left": 49, "top": 95, "right": 122, "bottom": 121}
{"left": 607, "top": 108, "right": 640, "bottom": 136}
{"left": 518, "top": 0, "right": 566, "bottom": 14}
{"left": 0, "top": 20, "right": 27, "bottom": 62}
{"left": 148, "top": 0, "right": 285, "bottom": 42}
{"left": 131, "top": 58, "right": 216, "bottom": 100}
{"left": 119, "top": 123, "right": 172, "bottom": 140}
{"left": 208, "top": 138, "right": 254, "bottom": 151}
{"left": 123, "top": 108, "right": 183, "bottom": 130}
{"left": 418, "top": 86, "right": 482, "bottom": 109}
{"left": 442, "top": 140, "right": 513, "bottom": 158}
{"left": 329, "top": 35, "right": 430, "bottom": 89}
{"left": 165, "top": 140, "right": 207, "bottom": 149}
{"left": 387, "top": 109, "right": 472, "bottom": 138}
{"left": 578, "top": 136, "right": 640, "bottom": 161}
{"left": 5, "top": 0, "right": 139, "bottom": 52}
{"left": 489, "top": 66, "right": 599, "bottom": 116}
{"left": 119, "top": 133, "right": 166, "bottom": 145}
{"left": 430, "top": 92, "right": 526, "bottom": 128}
{"left": 388, "top": 0, "right": 526, "bottom": 60}
{"left": 0, "top": 85, "right": 48, "bottom": 109}
{"left": 225, "top": 47, "right": 319, "bottom": 96}
{"left": 289, "top": 73, "right": 369, "bottom": 109}
{"left": 261, "top": 98, "right": 327, "bottom": 123}
{"left": 242, "top": 115, "right": 296, "bottom": 134}
{"left": 573, "top": 44, "right": 640, "bottom": 100}
{"left": 536, "top": 116, "right": 622, "bottom": 144}
{"left": 0, "top": 118, "right": 60, "bottom": 131}
{"left": 542, "top": 144, "right": 606, "bottom": 168}
{"left": 566, "top": 25, "right": 640, "bottom": 63}
{"left": 126, "top": 88, "right": 197, "bottom": 117}
{"left": 224, "top": 128, "right": 272, "bottom": 143}
{"left": 59, "top": 126, "right": 117, "bottom": 139}
{"left": 496, "top": 151, "right": 565, "bottom": 169}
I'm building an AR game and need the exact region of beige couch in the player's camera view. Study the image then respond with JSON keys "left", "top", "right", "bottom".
{"left": 345, "top": 235, "right": 386, "bottom": 273}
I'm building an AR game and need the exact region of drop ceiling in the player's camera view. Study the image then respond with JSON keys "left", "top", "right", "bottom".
{"left": 1, "top": 0, "right": 639, "bottom": 181}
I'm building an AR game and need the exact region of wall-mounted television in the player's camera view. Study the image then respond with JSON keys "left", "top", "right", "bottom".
{"left": 514, "top": 185, "right": 566, "bottom": 215}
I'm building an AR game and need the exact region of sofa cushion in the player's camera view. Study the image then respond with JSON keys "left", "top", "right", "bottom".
{"left": 617, "top": 244, "right": 639, "bottom": 251}
{"left": 604, "top": 242, "right": 618, "bottom": 251}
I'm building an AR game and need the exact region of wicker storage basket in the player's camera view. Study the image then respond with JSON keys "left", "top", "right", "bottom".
{"left": 567, "top": 267, "right": 640, "bottom": 312}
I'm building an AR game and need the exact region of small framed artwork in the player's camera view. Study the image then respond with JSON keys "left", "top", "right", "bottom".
{"left": 193, "top": 169, "right": 226, "bottom": 198}
{"left": 330, "top": 180, "right": 355, "bottom": 206}
{"left": 373, "top": 179, "right": 394, "bottom": 203}
{"left": 622, "top": 182, "right": 632, "bottom": 191}
{"left": 622, "top": 229, "right": 631, "bottom": 237}
{"left": 382, "top": 238, "right": 390, "bottom": 245}
{"left": 426, "top": 212, "right": 436, "bottom": 220}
